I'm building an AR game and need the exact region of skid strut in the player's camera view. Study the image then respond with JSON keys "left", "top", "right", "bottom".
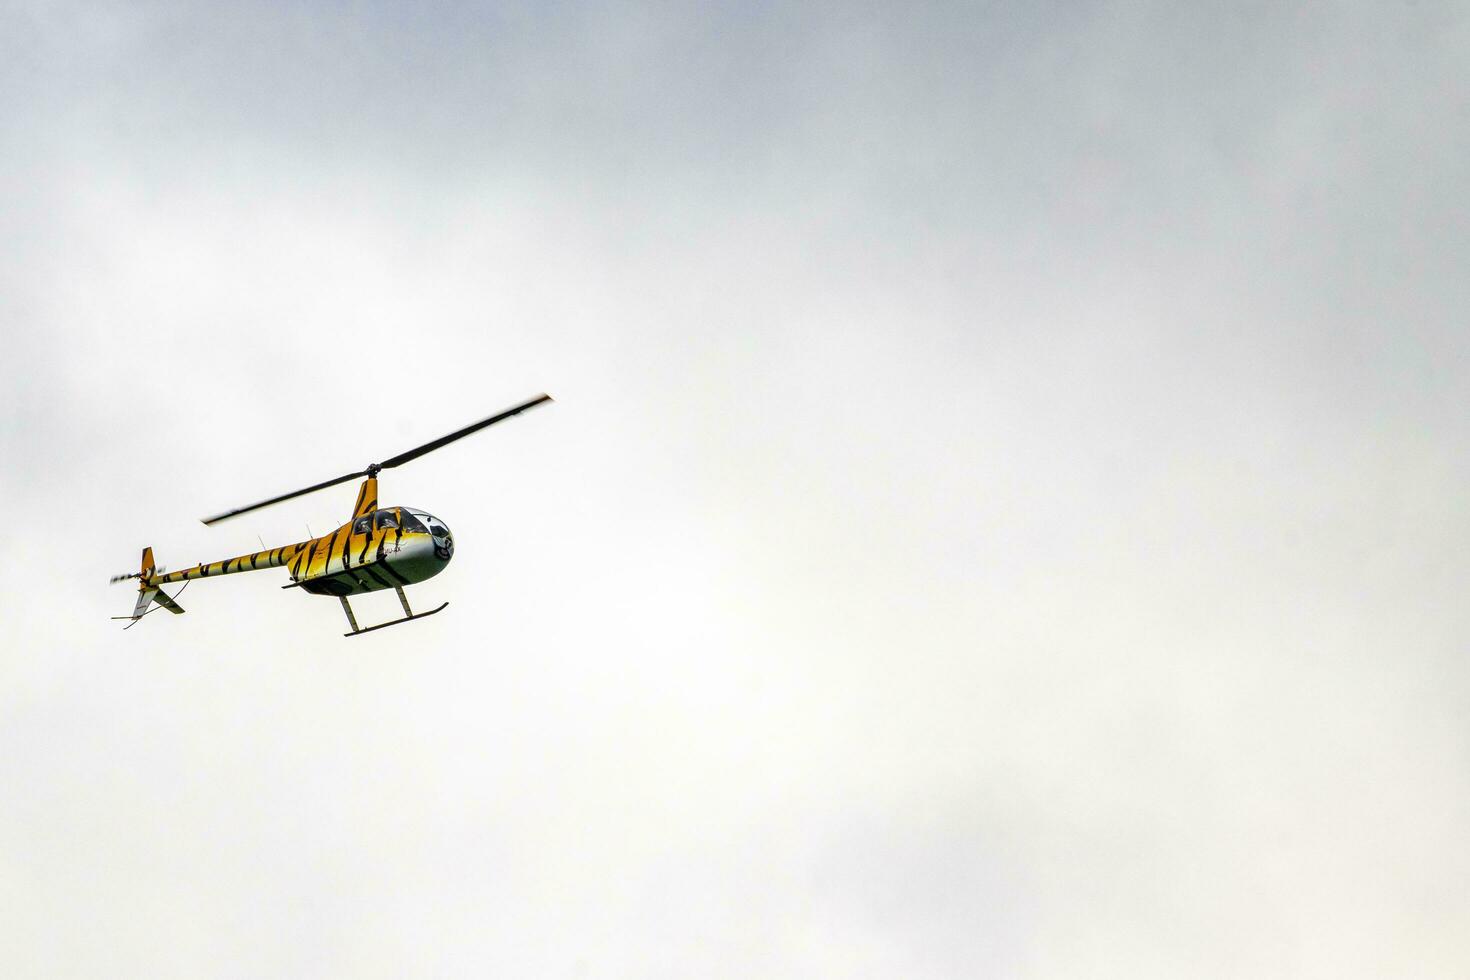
{"left": 339, "top": 588, "right": 448, "bottom": 637}
{"left": 339, "top": 596, "right": 360, "bottom": 632}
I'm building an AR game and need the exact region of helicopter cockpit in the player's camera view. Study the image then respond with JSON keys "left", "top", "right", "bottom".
{"left": 348, "top": 507, "right": 453, "bottom": 561}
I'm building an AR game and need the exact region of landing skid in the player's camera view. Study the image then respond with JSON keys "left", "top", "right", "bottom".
{"left": 340, "top": 587, "right": 448, "bottom": 637}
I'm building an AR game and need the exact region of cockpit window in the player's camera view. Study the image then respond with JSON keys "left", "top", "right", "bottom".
{"left": 353, "top": 517, "right": 372, "bottom": 535}
{"left": 399, "top": 511, "right": 427, "bottom": 533}
{"left": 375, "top": 509, "right": 399, "bottom": 530}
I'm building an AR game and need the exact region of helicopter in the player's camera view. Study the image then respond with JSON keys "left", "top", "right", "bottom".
{"left": 112, "top": 393, "right": 552, "bottom": 637}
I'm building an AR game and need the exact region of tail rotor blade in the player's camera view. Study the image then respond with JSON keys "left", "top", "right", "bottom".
{"left": 110, "top": 565, "right": 167, "bottom": 584}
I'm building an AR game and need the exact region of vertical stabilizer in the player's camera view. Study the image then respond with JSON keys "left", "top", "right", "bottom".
{"left": 132, "top": 587, "right": 158, "bottom": 619}
{"left": 111, "top": 546, "right": 168, "bottom": 625}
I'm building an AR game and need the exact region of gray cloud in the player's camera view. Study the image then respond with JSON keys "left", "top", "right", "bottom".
{"left": 2, "top": 1, "right": 1467, "bottom": 977}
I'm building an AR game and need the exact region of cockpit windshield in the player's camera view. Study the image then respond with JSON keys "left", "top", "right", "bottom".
{"left": 399, "top": 511, "right": 428, "bottom": 533}
{"left": 374, "top": 509, "right": 399, "bottom": 530}
{"left": 407, "top": 509, "right": 449, "bottom": 538}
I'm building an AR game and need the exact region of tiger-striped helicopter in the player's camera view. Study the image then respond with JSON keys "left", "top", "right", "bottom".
{"left": 112, "top": 394, "right": 552, "bottom": 637}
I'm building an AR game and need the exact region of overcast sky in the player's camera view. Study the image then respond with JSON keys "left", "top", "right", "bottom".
{"left": 2, "top": 1, "right": 1467, "bottom": 977}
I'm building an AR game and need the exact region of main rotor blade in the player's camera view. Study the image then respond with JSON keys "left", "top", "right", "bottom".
{"left": 200, "top": 469, "right": 367, "bottom": 526}
{"left": 198, "top": 394, "right": 551, "bottom": 526}
{"left": 377, "top": 393, "right": 553, "bottom": 470}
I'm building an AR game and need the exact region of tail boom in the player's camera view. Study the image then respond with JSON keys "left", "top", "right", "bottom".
{"left": 153, "top": 542, "right": 308, "bottom": 586}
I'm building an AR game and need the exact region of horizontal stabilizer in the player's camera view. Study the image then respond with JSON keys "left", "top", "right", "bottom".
{"left": 153, "top": 591, "right": 186, "bottom": 615}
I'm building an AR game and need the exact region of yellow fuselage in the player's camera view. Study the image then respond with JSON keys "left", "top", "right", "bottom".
{"left": 153, "top": 499, "right": 454, "bottom": 598}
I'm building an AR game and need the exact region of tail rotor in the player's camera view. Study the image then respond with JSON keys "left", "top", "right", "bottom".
{"left": 110, "top": 547, "right": 184, "bottom": 627}
{"left": 110, "top": 566, "right": 166, "bottom": 586}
